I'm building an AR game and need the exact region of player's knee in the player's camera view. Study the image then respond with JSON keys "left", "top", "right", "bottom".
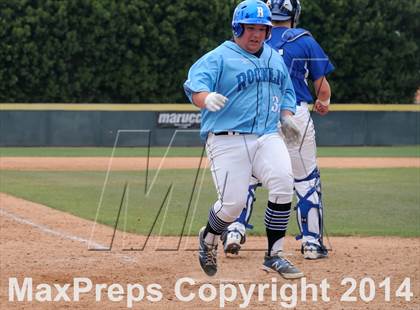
{"left": 218, "top": 200, "right": 247, "bottom": 222}
{"left": 267, "top": 173, "right": 294, "bottom": 203}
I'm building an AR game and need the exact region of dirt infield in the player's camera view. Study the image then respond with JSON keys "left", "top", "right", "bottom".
{"left": 0, "top": 194, "right": 419, "bottom": 309}
{"left": 1, "top": 157, "right": 419, "bottom": 309}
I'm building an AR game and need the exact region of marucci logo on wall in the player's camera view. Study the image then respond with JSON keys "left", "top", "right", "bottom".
{"left": 156, "top": 112, "right": 201, "bottom": 129}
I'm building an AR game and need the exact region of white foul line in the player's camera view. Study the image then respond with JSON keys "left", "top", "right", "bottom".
{"left": 0, "top": 208, "right": 108, "bottom": 250}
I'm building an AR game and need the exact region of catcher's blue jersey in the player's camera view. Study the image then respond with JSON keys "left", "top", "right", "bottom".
{"left": 184, "top": 40, "right": 296, "bottom": 140}
{"left": 266, "top": 27, "right": 335, "bottom": 104}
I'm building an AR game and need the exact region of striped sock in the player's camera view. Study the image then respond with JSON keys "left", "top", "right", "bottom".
{"left": 265, "top": 201, "right": 291, "bottom": 256}
{"left": 203, "top": 207, "right": 230, "bottom": 245}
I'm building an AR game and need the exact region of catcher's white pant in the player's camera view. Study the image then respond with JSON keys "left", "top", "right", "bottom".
{"left": 288, "top": 102, "right": 317, "bottom": 178}
{"left": 287, "top": 102, "right": 323, "bottom": 245}
{"left": 206, "top": 132, "right": 294, "bottom": 223}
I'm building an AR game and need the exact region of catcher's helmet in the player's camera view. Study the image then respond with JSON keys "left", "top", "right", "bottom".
{"left": 232, "top": 0, "right": 272, "bottom": 38}
{"left": 266, "top": 0, "right": 301, "bottom": 26}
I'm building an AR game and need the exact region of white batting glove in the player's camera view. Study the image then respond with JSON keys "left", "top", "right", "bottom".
{"left": 204, "top": 92, "right": 228, "bottom": 112}
{"left": 279, "top": 115, "right": 302, "bottom": 146}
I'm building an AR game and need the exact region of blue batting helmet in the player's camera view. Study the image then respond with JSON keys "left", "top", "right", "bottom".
{"left": 232, "top": 0, "right": 272, "bottom": 38}
{"left": 266, "top": 0, "right": 301, "bottom": 26}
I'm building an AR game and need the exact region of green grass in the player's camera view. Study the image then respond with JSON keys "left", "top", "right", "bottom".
{"left": 317, "top": 146, "right": 419, "bottom": 157}
{"left": 0, "top": 168, "right": 419, "bottom": 237}
{"left": 0, "top": 146, "right": 418, "bottom": 157}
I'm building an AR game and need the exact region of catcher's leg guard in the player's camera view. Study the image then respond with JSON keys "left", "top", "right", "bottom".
{"left": 222, "top": 178, "right": 261, "bottom": 254}
{"left": 294, "top": 168, "right": 326, "bottom": 246}
{"left": 237, "top": 180, "right": 261, "bottom": 229}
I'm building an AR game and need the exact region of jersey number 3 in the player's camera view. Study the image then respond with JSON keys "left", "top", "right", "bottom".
{"left": 271, "top": 96, "right": 280, "bottom": 113}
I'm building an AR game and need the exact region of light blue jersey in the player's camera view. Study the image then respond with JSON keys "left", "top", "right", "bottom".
{"left": 184, "top": 40, "right": 296, "bottom": 140}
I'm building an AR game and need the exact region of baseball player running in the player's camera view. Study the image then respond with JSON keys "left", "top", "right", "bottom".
{"left": 184, "top": 0, "right": 304, "bottom": 279}
{"left": 222, "top": 0, "right": 335, "bottom": 260}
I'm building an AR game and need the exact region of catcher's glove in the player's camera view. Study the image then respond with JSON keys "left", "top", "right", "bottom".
{"left": 279, "top": 115, "right": 301, "bottom": 146}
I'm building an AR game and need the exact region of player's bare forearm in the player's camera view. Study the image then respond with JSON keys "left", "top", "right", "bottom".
{"left": 313, "top": 77, "right": 331, "bottom": 102}
{"left": 313, "top": 77, "right": 331, "bottom": 115}
{"left": 192, "top": 92, "right": 210, "bottom": 109}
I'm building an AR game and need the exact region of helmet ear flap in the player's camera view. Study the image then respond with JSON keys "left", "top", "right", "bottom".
{"left": 232, "top": 23, "right": 244, "bottom": 37}
{"left": 266, "top": 27, "right": 272, "bottom": 39}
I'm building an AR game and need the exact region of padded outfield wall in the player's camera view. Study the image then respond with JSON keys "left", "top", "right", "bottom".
{"left": 0, "top": 104, "right": 419, "bottom": 146}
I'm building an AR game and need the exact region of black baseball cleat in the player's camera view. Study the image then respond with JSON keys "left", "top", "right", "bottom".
{"left": 198, "top": 227, "right": 218, "bottom": 276}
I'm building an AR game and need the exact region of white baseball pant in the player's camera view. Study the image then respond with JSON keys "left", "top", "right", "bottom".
{"left": 206, "top": 132, "right": 294, "bottom": 224}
